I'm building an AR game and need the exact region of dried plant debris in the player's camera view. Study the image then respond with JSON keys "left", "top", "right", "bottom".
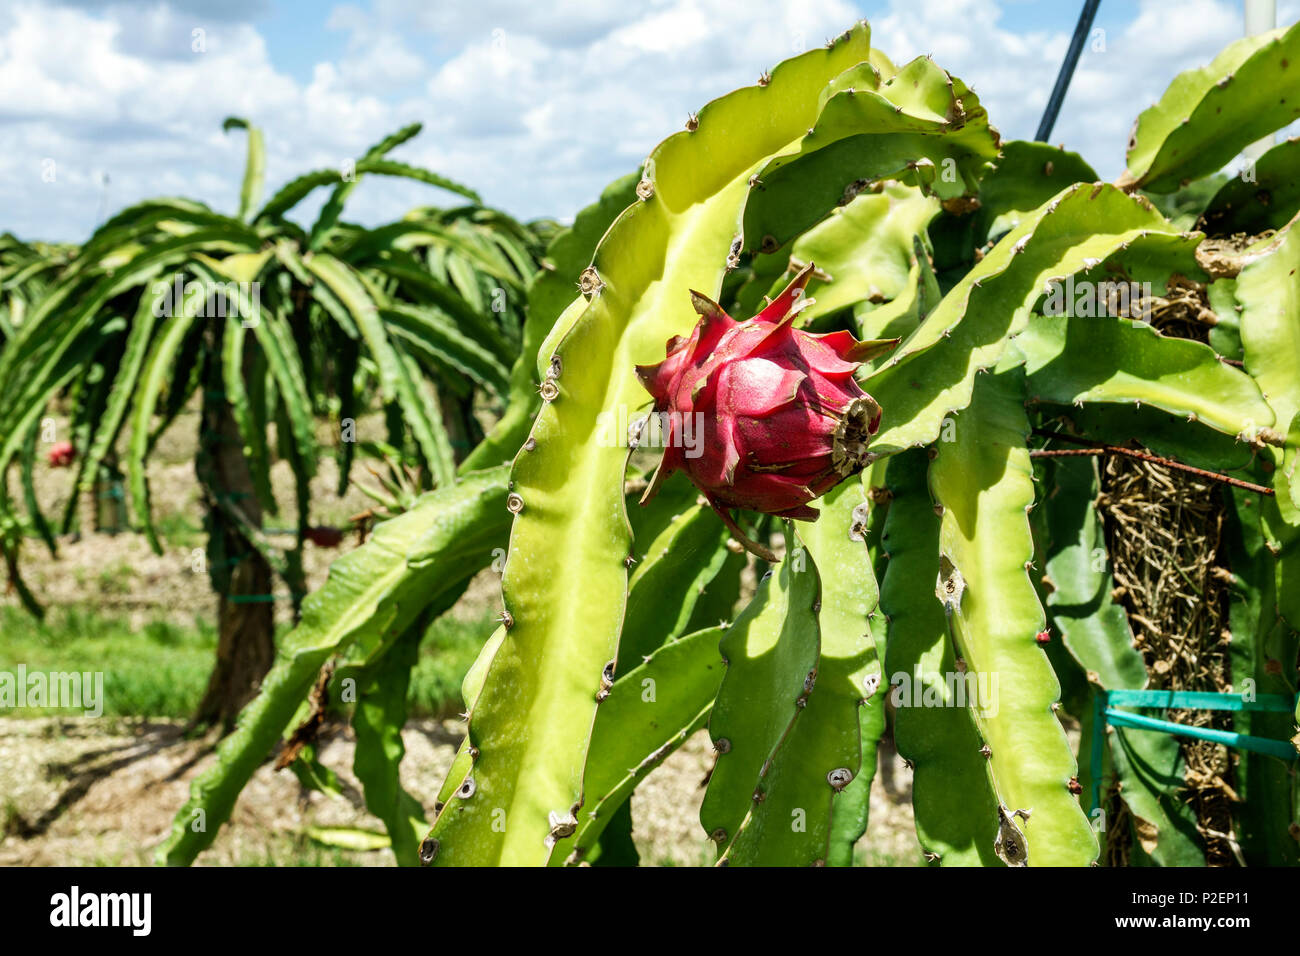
{"left": 1097, "top": 454, "right": 1237, "bottom": 865}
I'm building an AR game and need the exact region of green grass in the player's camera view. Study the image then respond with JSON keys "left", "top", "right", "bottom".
{"left": 155, "top": 511, "right": 204, "bottom": 550}
{"left": 408, "top": 608, "right": 497, "bottom": 717}
{"left": 236, "top": 837, "right": 370, "bottom": 867}
{"left": 0, "top": 603, "right": 493, "bottom": 720}
{"left": 95, "top": 561, "right": 136, "bottom": 596}
{"left": 0, "top": 606, "right": 218, "bottom": 717}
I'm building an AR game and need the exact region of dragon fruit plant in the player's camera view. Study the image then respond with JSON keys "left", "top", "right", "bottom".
{"left": 0, "top": 119, "right": 544, "bottom": 725}
{"left": 160, "top": 19, "right": 1300, "bottom": 867}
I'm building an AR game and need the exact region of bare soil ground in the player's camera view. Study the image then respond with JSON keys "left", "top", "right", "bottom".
{"left": 0, "top": 716, "right": 921, "bottom": 866}
{"left": 1, "top": 400, "right": 922, "bottom": 867}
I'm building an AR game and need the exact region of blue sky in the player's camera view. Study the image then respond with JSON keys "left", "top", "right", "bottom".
{"left": 1, "top": 0, "right": 1295, "bottom": 241}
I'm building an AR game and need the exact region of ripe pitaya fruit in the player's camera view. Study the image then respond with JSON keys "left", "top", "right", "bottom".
{"left": 635, "top": 262, "right": 895, "bottom": 559}
{"left": 47, "top": 441, "right": 76, "bottom": 468}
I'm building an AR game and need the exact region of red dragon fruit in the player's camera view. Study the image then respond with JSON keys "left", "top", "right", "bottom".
{"left": 47, "top": 441, "right": 76, "bottom": 468}
{"left": 635, "top": 262, "right": 894, "bottom": 558}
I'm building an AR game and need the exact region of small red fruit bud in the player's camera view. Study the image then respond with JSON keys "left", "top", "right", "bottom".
{"left": 47, "top": 442, "right": 75, "bottom": 468}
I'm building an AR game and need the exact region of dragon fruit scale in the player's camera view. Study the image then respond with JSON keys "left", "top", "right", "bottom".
{"left": 635, "top": 262, "right": 895, "bottom": 557}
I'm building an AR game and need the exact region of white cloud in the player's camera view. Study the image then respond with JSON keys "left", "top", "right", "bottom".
{"left": 324, "top": 3, "right": 427, "bottom": 92}
{"left": 0, "top": 0, "right": 1295, "bottom": 242}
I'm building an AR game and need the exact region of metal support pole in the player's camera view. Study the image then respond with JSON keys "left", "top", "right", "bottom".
{"left": 1035, "top": 0, "right": 1102, "bottom": 142}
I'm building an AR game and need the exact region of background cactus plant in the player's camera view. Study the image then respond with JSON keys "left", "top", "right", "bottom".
{"left": 146, "top": 18, "right": 1300, "bottom": 866}
{"left": 0, "top": 118, "right": 548, "bottom": 725}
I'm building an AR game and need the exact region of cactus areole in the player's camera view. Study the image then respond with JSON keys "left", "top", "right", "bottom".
{"left": 636, "top": 263, "right": 896, "bottom": 558}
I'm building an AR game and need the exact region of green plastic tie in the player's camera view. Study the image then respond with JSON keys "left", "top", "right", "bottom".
{"left": 1090, "top": 688, "right": 1299, "bottom": 812}
{"left": 1106, "top": 689, "right": 1296, "bottom": 713}
{"left": 1104, "top": 708, "right": 1298, "bottom": 762}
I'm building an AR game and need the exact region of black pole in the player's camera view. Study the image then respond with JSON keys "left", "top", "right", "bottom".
{"left": 1035, "top": 0, "right": 1102, "bottom": 142}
